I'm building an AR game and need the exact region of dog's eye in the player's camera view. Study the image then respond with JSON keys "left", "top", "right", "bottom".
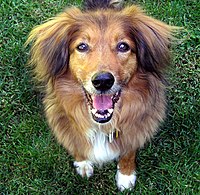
{"left": 76, "top": 43, "right": 89, "bottom": 52}
{"left": 117, "top": 42, "right": 130, "bottom": 53}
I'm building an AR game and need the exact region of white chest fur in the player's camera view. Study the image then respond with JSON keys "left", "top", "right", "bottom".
{"left": 88, "top": 131, "right": 120, "bottom": 164}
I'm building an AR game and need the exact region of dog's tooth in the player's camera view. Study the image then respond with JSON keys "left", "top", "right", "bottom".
{"left": 108, "top": 109, "right": 113, "bottom": 114}
{"left": 91, "top": 108, "right": 97, "bottom": 115}
{"left": 95, "top": 113, "right": 103, "bottom": 119}
{"left": 99, "top": 114, "right": 103, "bottom": 118}
{"left": 104, "top": 112, "right": 111, "bottom": 119}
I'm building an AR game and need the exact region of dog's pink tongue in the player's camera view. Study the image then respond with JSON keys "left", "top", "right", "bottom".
{"left": 92, "top": 95, "right": 112, "bottom": 110}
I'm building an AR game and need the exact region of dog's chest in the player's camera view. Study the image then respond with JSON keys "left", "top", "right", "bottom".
{"left": 88, "top": 131, "right": 120, "bottom": 164}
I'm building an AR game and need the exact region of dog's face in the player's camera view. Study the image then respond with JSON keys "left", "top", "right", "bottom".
{"left": 27, "top": 6, "right": 172, "bottom": 124}
{"left": 69, "top": 14, "right": 137, "bottom": 123}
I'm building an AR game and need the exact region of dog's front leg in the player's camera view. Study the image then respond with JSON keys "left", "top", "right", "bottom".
{"left": 116, "top": 151, "right": 137, "bottom": 191}
{"left": 73, "top": 154, "right": 94, "bottom": 178}
{"left": 74, "top": 160, "right": 94, "bottom": 178}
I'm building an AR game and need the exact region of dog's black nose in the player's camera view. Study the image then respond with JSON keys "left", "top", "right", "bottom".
{"left": 92, "top": 72, "right": 115, "bottom": 91}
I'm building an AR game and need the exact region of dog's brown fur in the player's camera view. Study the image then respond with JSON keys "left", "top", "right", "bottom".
{"left": 27, "top": 1, "right": 175, "bottom": 190}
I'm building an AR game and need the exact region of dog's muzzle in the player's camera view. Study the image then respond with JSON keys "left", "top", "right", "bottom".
{"left": 84, "top": 72, "right": 121, "bottom": 124}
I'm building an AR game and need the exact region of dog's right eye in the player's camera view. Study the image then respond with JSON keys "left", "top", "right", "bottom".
{"left": 76, "top": 43, "right": 89, "bottom": 52}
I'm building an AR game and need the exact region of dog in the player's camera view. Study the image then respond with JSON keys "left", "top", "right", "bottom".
{"left": 27, "top": 0, "right": 174, "bottom": 191}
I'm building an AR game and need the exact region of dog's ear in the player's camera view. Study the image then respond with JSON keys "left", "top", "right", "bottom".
{"left": 123, "top": 6, "right": 175, "bottom": 78}
{"left": 26, "top": 8, "right": 81, "bottom": 82}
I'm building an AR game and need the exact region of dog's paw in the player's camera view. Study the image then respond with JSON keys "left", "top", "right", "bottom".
{"left": 115, "top": 170, "right": 136, "bottom": 191}
{"left": 74, "top": 161, "right": 94, "bottom": 178}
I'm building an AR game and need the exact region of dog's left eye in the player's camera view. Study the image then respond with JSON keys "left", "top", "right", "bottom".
{"left": 116, "top": 42, "right": 130, "bottom": 53}
{"left": 76, "top": 43, "right": 89, "bottom": 52}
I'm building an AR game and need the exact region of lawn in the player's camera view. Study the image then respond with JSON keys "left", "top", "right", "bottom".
{"left": 0, "top": 0, "right": 199, "bottom": 194}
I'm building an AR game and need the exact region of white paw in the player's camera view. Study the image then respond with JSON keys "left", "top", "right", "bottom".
{"left": 115, "top": 170, "right": 137, "bottom": 191}
{"left": 74, "top": 161, "right": 94, "bottom": 178}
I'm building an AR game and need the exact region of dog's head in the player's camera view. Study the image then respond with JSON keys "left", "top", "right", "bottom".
{"left": 27, "top": 2, "right": 173, "bottom": 124}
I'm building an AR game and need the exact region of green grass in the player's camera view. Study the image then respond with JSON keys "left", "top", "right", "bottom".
{"left": 0, "top": 0, "right": 199, "bottom": 194}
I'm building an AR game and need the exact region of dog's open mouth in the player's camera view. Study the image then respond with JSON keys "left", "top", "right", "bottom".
{"left": 84, "top": 90, "right": 121, "bottom": 123}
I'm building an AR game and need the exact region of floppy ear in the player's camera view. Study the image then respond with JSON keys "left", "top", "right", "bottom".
{"left": 123, "top": 6, "right": 175, "bottom": 78}
{"left": 26, "top": 8, "right": 81, "bottom": 82}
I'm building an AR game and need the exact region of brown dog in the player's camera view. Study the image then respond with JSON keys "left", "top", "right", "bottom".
{"left": 27, "top": 0, "right": 174, "bottom": 191}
